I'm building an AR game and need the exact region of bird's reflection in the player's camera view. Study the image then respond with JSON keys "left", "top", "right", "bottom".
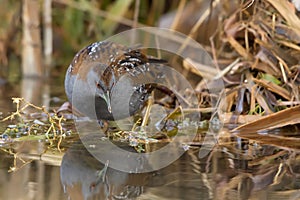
{"left": 59, "top": 138, "right": 212, "bottom": 200}
{"left": 60, "top": 140, "right": 151, "bottom": 200}
{"left": 61, "top": 134, "right": 282, "bottom": 200}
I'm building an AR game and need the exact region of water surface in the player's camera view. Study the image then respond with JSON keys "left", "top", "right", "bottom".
{"left": 0, "top": 77, "right": 300, "bottom": 200}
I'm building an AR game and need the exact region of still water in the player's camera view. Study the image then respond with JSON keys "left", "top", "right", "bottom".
{"left": 0, "top": 77, "right": 300, "bottom": 200}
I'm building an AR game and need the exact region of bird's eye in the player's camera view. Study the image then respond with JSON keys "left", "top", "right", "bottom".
{"left": 96, "top": 81, "right": 101, "bottom": 88}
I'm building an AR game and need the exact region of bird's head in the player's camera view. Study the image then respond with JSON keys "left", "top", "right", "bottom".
{"left": 88, "top": 65, "right": 116, "bottom": 114}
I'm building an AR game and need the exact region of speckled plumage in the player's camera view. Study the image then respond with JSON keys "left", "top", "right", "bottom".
{"left": 65, "top": 41, "right": 162, "bottom": 120}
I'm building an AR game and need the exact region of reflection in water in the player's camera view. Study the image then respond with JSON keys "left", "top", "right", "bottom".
{"left": 60, "top": 139, "right": 213, "bottom": 200}
{"left": 0, "top": 141, "right": 66, "bottom": 200}
{"left": 0, "top": 133, "right": 300, "bottom": 199}
{"left": 60, "top": 141, "right": 150, "bottom": 200}
{"left": 0, "top": 76, "right": 67, "bottom": 200}
{"left": 60, "top": 137, "right": 300, "bottom": 200}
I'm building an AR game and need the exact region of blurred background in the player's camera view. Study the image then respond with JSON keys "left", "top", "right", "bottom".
{"left": 0, "top": 0, "right": 240, "bottom": 112}
{"left": 0, "top": 0, "right": 239, "bottom": 80}
{"left": 2, "top": 0, "right": 300, "bottom": 123}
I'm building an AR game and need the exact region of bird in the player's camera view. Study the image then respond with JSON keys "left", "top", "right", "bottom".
{"left": 65, "top": 41, "right": 166, "bottom": 121}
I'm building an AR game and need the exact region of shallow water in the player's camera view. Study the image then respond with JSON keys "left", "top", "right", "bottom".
{"left": 1, "top": 136, "right": 300, "bottom": 200}
{"left": 0, "top": 77, "right": 300, "bottom": 200}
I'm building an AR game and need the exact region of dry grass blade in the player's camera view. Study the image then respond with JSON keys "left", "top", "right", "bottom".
{"left": 221, "top": 113, "right": 263, "bottom": 124}
{"left": 213, "top": 58, "right": 240, "bottom": 79}
{"left": 275, "top": 24, "right": 300, "bottom": 43}
{"left": 219, "top": 89, "right": 237, "bottom": 112}
{"left": 254, "top": 90, "right": 273, "bottom": 114}
{"left": 277, "top": 39, "right": 300, "bottom": 51}
{"left": 227, "top": 36, "right": 252, "bottom": 60}
{"left": 232, "top": 105, "right": 300, "bottom": 133}
{"left": 183, "top": 58, "right": 217, "bottom": 79}
{"left": 170, "top": 0, "right": 187, "bottom": 30}
{"left": 267, "top": 0, "right": 300, "bottom": 32}
{"left": 253, "top": 78, "right": 291, "bottom": 100}
{"left": 235, "top": 131, "right": 300, "bottom": 150}
{"left": 176, "top": 0, "right": 220, "bottom": 55}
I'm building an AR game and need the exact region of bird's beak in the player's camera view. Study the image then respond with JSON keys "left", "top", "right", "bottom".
{"left": 102, "top": 91, "right": 112, "bottom": 113}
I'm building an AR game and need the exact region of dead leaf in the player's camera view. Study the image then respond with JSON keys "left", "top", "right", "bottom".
{"left": 267, "top": 0, "right": 300, "bottom": 32}
{"left": 232, "top": 105, "right": 300, "bottom": 133}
